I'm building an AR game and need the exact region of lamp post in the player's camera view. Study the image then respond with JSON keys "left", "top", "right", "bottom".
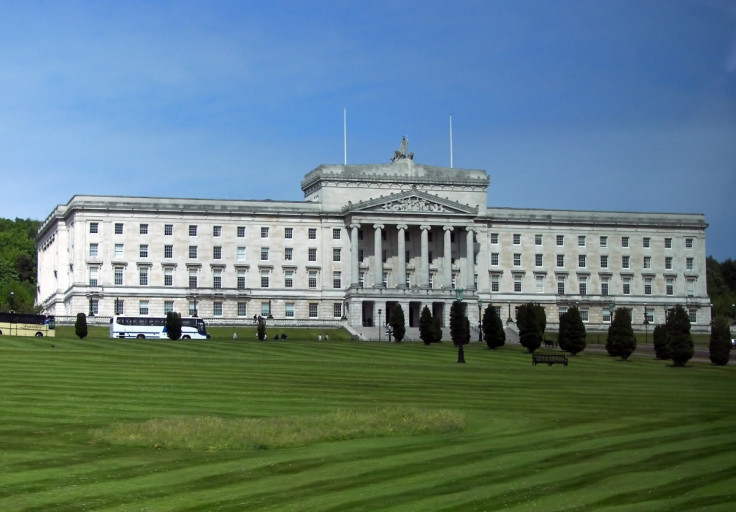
{"left": 664, "top": 304, "right": 668, "bottom": 325}
{"left": 386, "top": 323, "right": 393, "bottom": 342}
{"left": 609, "top": 301, "right": 615, "bottom": 325}
{"left": 114, "top": 297, "right": 119, "bottom": 315}
{"left": 378, "top": 308, "right": 382, "bottom": 341}
{"left": 478, "top": 298, "right": 483, "bottom": 342}
{"left": 456, "top": 288, "right": 466, "bottom": 363}
{"left": 643, "top": 304, "right": 649, "bottom": 345}
{"left": 507, "top": 300, "right": 512, "bottom": 323}
{"left": 9, "top": 291, "right": 14, "bottom": 312}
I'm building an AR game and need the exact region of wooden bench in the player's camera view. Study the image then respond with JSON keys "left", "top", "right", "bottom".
{"left": 532, "top": 353, "right": 568, "bottom": 366}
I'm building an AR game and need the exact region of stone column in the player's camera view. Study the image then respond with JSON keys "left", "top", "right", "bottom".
{"left": 443, "top": 225, "right": 453, "bottom": 289}
{"left": 397, "top": 224, "right": 408, "bottom": 288}
{"left": 350, "top": 223, "right": 361, "bottom": 286}
{"left": 374, "top": 224, "right": 384, "bottom": 288}
{"left": 466, "top": 226, "right": 476, "bottom": 289}
{"left": 420, "top": 225, "right": 431, "bottom": 288}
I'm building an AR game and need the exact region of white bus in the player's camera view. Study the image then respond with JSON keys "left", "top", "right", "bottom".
{"left": 110, "top": 316, "right": 210, "bottom": 340}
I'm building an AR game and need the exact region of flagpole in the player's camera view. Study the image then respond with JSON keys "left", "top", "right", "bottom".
{"left": 343, "top": 108, "right": 347, "bottom": 165}
{"left": 449, "top": 114, "right": 454, "bottom": 168}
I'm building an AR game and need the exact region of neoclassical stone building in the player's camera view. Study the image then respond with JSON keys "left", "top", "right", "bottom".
{"left": 36, "top": 146, "right": 711, "bottom": 334}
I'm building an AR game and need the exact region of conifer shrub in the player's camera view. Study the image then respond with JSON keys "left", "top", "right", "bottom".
{"left": 75, "top": 312, "right": 88, "bottom": 339}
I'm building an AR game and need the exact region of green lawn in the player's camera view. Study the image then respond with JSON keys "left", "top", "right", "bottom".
{"left": 1, "top": 332, "right": 735, "bottom": 511}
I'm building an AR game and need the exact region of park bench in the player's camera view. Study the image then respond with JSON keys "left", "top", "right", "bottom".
{"left": 532, "top": 353, "right": 568, "bottom": 366}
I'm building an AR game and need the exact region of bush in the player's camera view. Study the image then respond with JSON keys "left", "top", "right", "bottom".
{"left": 74, "top": 312, "right": 88, "bottom": 339}
{"left": 559, "top": 306, "right": 586, "bottom": 355}
{"left": 709, "top": 319, "right": 731, "bottom": 366}
{"left": 606, "top": 307, "right": 636, "bottom": 361}
{"left": 389, "top": 305, "right": 406, "bottom": 342}
{"left": 419, "top": 306, "right": 442, "bottom": 345}
{"left": 482, "top": 304, "right": 505, "bottom": 349}
{"left": 166, "top": 312, "right": 182, "bottom": 340}
{"left": 517, "top": 303, "right": 542, "bottom": 353}
{"left": 450, "top": 301, "right": 469, "bottom": 347}
{"left": 667, "top": 305, "right": 693, "bottom": 367}
{"left": 652, "top": 324, "right": 670, "bottom": 360}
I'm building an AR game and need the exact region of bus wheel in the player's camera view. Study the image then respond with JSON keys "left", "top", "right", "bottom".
{"left": 182, "top": 335, "right": 191, "bottom": 340}
{"left": 35, "top": 332, "right": 44, "bottom": 337}
{"left": 137, "top": 334, "right": 145, "bottom": 339}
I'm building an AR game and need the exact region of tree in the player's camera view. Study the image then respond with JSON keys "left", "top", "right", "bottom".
{"left": 559, "top": 306, "right": 586, "bottom": 355}
{"left": 419, "top": 306, "right": 442, "bottom": 345}
{"left": 517, "top": 303, "right": 542, "bottom": 353}
{"left": 75, "top": 312, "right": 88, "bottom": 339}
{"left": 482, "top": 304, "right": 505, "bottom": 349}
{"left": 709, "top": 318, "right": 731, "bottom": 366}
{"left": 389, "top": 304, "right": 406, "bottom": 342}
{"left": 450, "top": 300, "right": 469, "bottom": 362}
{"left": 606, "top": 307, "right": 636, "bottom": 360}
{"left": 166, "top": 312, "right": 182, "bottom": 340}
{"left": 652, "top": 324, "right": 670, "bottom": 360}
{"left": 257, "top": 316, "right": 267, "bottom": 341}
{"left": 668, "top": 305, "right": 693, "bottom": 367}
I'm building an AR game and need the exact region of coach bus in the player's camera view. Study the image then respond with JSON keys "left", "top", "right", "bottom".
{"left": 0, "top": 312, "right": 56, "bottom": 337}
{"left": 110, "top": 316, "right": 210, "bottom": 340}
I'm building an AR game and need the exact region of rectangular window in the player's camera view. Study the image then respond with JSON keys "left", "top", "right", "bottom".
{"left": 308, "top": 228, "right": 317, "bottom": 240}
{"left": 383, "top": 271, "right": 389, "bottom": 288}
{"left": 261, "top": 247, "right": 269, "bottom": 261}
{"left": 578, "top": 255, "right": 586, "bottom": 268}
{"left": 535, "top": 274, "right": 544, "bottom": 293}
{"left": 603, "top": 307, "right": 613, "bottom": 323}
{"left": 580, "top": 309, "right": 589, "bottom": 322}
{"left": 686, "top": 257, "right": 694, "bottom": 271}
{"left": 189, "top": 301, "right": 197, "bottom": 316}
{"left": 491, "top": 274, "right": 500, "bottom": 292}
{"left": 622, "top": 256, "right": 630, "bottom": 269}
{"left": 645, "top": 308, "right": 654, "bottom": 324}
{"left": 308, "top": 270, "right": 318, "bottom": 288}
{"left": 601, "top": 278, "right": 609, "bottom": 296}
{"left": 643, "top": 237, "right": 650, "bottom": 248}
{"left": 213, "top": 226, "right": 221, "bottom": 237}
{"left": 165, "top": 224, "right": 173, "bottom": 236}
{"left": 164, "top": 267, "right": 173, "bottom": 286}
{"left": 513, "top": 253, "right": 521, "bottom": 266}
{"left": 139, "top": 224, "right": 148, "bottom": 235}
{"left": 89, "top": 243, "right": 98, "bottom": 258}
{"left": 309, "top": 303, "right": 318, "bottom": 318}
{"left": 514, "top": 274, "right": 522, "bottom": 292}
{"left": 535, "top": 234, "right": 542, "bottom": 245}
{"left": 665, "top": 237, "right": 672, "bottom": 249}
{"left": 164, "top": 245, "right": 173, "bottom": 258}
{"left": 213, "top": 246, "right": 222, "bottom": 260}
{"left": 237, "top": 226, "right": 246, "bottom": 238}
{"left": 491, "top": 253, "right": 499, "bottom": 266}
{"left": 114, "top": 267, "right": 124, "bottom": 285}
{"left": 139, "top": 300, "right": 148, "bottom": 315}
{"left": 557, "top": 276, "right": 565, "bottom": 295}
{"left": 189, "top": 246, "right": 198, "bottom": 259}
{"left": 164, "top": 301, "right": 174, "bottom": 314}
{"left": 333, "top": 303, "right": 342, "bottom": 318}
{"left": 285, "top": 303, "right": 295, "bottom": 318}
{"left": 213, "top": 269, "right": 222, "bottom": 289}
{"left": 643, "top": 256, "right": 651, "bottom": 269}
{"left": 579, "top": 276, "right": 587, "bottom": 295}
{"left": 688, "top": 309, "right": 697, "bottom": 323}
{"left": 623, "top": 277, "right": 631, "bottom": 295}
{"left": 261, "top": 227, "right": 269, "bottom": 238}
{"left": 189, "top": 269, "right": 198, "bottom": 289}
{"left": 333, "top": 271, "right": 341, "bottom": 289}
{"left": 139, "top": 244, "right": 148, "bottom": 258}
{"left": 600, "top": 236, "right": 608, "bottom": 248}
{"left": 308, "top": 248, "right": 317, "bottom": 262}
{"left": 644, "top": 277, "right": 652, "bottom": 295}
{"left": 237, "top": 270, "right": 246, "bottom": 290}
{"left": 333, "top": 248, "right": 341, "bottom": 262}
{"left": 429, "top": 273, "right": 435, "bottom": 288}
{"left": 556, "top": 254, "right": 564, "bottom": 267}
{"left": 237, "top": 247, "right": 246, "bottom": 261}
{"left": 665, "top": 256, "right": 673, "bottom": 270}
{"left": 284, "top": 247, "right": 293, "bottom": 261}
{"left": 622, "top": 236, "right": 629, "bottom": 248}
{"left": 189, "top": 225, "right": 197, "bottom": 236}
{"left": 601, "top": 255, "right": 608, "bottom": 269}
{"left": 89, "top": 222, "right": 99, "bottom": 234}
{"left": 513, "top": 233, "right": 521, "bottom": 245}
{"left": 237, "top": 302, "right": 247, "bottom": 317}
{"left": 139, "top": 267, "right": 149, "bottom": 286}
{"left": 333, "top": 228, "right": 341, "bottom": 240}
{"left": 491, "top": 233, "right": 499, "bottom": 244}
{"left": 556, "top": 235, "right": 564, "bottom": 246}
{"left": 115, "top": 223, "right": 124, "bottom": 234}
{"left": 213, "top": 302, "right": 223, "bottom": 316}
{"left": 284, "top": 227, "right": 293, "bottom": 239}
{"left": 358, "top": 249, "right": 364, "bottom": 262}
{"left": 685, "top": 238, "right": 693, "bottom": 248}
{"left": 359, "top": 271, "right": 365, "bottom": 288}
{"left": 260, "top": 270, "right": 270, "bottom": 288}
{"left": 578, "top": 236, "right": 586, "bottom": 247}
{"left": 666, "top": 278, "right": 674, "bottom": 296}
{"left": 535, "top": 254, "right": 543, "bottom": 267}
{"left": 284, "top": 270, "right": 294, "bottom": 288}
{"left": 687, "top": 278, "right": 695, "bottom": 295}
{"left": 114, "top": 244, "right": 124, "bottom": 258}
{"left": 89, "top": 267, "right": 98, "bottom": 286}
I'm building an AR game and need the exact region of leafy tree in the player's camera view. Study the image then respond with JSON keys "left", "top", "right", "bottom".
{"left": 75, "top": 312, "right": 88, "bottom": 339}
{"left": 709, "top": 318, "right": 731, "bottom": 366}
{"left": 482, "top": 304, "right": 505, "bottom": 349}
{"left": 166, "top": 312, "right": 182, "bottom": 340}
{"left": 559, "top": 306, "right": 586, "bottom": 355}
{"left": 389, "top": 304, "right": 406, "bottom": 342}
{"left": 652, "top": 324, "right": 670, "bottom": 360}
{"left": 668, "top": 305, "right": 693, "bottom": 367}
{"left": 419, "top": 306, "right": 442, "bottom": 344}
{"left": 517, "top": 303, "right": 542, "bottom": 353}
{"left": 606, "top": 307, "right": 636, "bottom": 360}
{"left": 257, "top": 316, "right": 267, "bottom": 341}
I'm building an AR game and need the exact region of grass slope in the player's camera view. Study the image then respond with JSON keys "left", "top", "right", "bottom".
{"left": 1, "top": 333, "right": 735, "bottom": 511}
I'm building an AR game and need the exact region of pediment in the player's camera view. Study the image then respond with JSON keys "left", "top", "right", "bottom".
{"left": 343, "top": 189, "right": 477, "bottom": 215}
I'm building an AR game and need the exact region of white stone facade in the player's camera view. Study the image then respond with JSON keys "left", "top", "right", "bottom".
{"left": 36, "top": 157, "right": 711, "bottom": 333}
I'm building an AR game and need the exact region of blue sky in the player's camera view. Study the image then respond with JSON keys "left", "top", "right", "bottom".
{"left": 1, "top": 0, "right": 735, "bottom": 259}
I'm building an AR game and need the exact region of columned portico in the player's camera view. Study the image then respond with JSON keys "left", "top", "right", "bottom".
{"left": 350, "top": 223, "right": 361, "bottom": 286}
{"left": 443, "top": 226, "right": 453, "bottom": 288}
{"left": 420, "top": 225, "right": 431, "bottom": 288}
{"left": 397, "top": 224, "right": 407, "bottom": 288}
{"left": 373, "top": 224, "right": 384, "bottom": 287}
{"left": 466, "top": 226, "right": 475, "bottom": 290}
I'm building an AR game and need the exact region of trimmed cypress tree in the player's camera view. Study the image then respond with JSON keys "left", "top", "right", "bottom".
{"left": 166, "top": 312, "right": 182, "bottom": 340}
{"left": 431, "top": 315, "right": 443, "bottom": 343}
{"left": 517, "top": 303, "right": 542, "bottom": 353}
{"left": 389, "top": 304, "right": 406, "bottom": 342}
{"left": 482, "top": 304, "right": 505, "bottom": 349}
{"left": 450, "top": 300, "right": 466, "bottom": 346}
{"left": 652, "top": 324, "right": 670, "bottom": 360}
{"left": 559, "top": 306, "right": 586, "bottom": 355}
{"left": 257, "top": 316, "right": 267, "bottom": 341}
{"left": 75, "top": 312, "right": 88, "bottom": 339}
{"left": 668, "top": 305, "right": 693, "bottom": 367}
{"left": 709, "top": 318, "right": 731, "bottom": 366}
{"left": 419, "top": 306, "right": 435, "bottom": 345}
{"left": 607, "top": 307, "right": 636, "bottom": 361}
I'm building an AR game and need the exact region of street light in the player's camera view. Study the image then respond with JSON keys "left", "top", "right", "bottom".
{"left": 386, "top": 323, "right": 393, "bottom": 342}
{"left": 378, "top": 308, "right": 382, "bottom": 341}
{"left": 507, "top": 300, "right": 512, "bottom": 323}
{"left": 478, "top": 298, "right": 483, "bottom": 342}
{"left": 643, "top": 304, "right": 649, "bottom": 345}
{"left": 664, "top": 304, "right": 668, "bottom": 325}
{"left": 456, "top": 288, "right": 466, "bottom": 363}
{"left": 9, "top": 291, "right": 14, "bottom": 312}
{"left": 115, "top": 297, "right": 119, "bottom": 315}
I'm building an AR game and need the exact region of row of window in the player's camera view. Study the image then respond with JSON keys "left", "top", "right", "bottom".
{"left": 489, "top": 273, "right": 695, "bottom": 296}
{"left": 491, "top": 253, "right": 697, "bottom": 271}
{"left": 90, "top": 222, "right": 343, "bottom": 240}
{"left": 491, "top": 233, "right": 695, "bottom": 249}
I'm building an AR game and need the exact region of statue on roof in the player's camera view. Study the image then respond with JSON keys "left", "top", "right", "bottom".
{"left": 392, "top": 136, "right": 414, "bottom": 162}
